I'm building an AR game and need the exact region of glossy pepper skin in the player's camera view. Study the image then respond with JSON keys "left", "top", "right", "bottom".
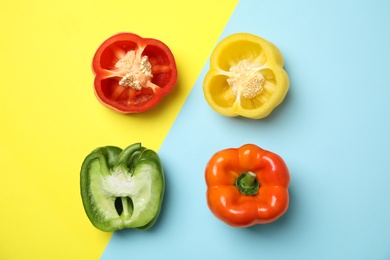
{"left": 80, "top": 143, "right": 164, "bottom": 232}
{"left": 205, "top": 144, "right": 290, "bottom": 228}
{"left": 203, "top": 33, "right": 289, "bottom": 119}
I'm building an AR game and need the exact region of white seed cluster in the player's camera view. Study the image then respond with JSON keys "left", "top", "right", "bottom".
{"left": 140, "top": 56, "right": 153, "bottom": 77}
{"left": 115, "top": 51, "right": 136, "bottom": 71}
{"left": 115, "top": 51, "right": 153, "bottom": 90}
{"left": 119, "top": 74, "right": 142, "bottom": 90}
{"left": 227, "top": 59, "right": 264, "bottom": 99}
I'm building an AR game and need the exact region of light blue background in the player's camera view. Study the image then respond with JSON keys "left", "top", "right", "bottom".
{"left": 102, "top": 0, "right": 390, "bottom": 259}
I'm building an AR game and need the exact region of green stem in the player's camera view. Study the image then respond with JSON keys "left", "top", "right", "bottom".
{"left": 235, "top": 171, "right": 260, "bottom": 196}
{"left": 114, "top": 143, "right": 142, "bottom": 172}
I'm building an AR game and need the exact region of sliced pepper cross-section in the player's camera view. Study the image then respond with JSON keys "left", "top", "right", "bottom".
{"left": 203, "top": 33, "right": 289, "bottom": 119}
{"left": 80, "top": 143, "right": 165, "bottom": 232}
{"left": 92, "top": 33, "right": 177, "bottom": 113}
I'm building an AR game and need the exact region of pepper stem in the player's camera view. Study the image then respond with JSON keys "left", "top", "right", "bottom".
{"left": 235, "top": 171, "right": 260, "bottom": 196}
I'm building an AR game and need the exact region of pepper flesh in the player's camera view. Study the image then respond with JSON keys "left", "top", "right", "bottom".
{"left": 80, "top": 143, "right": 164, "bottom": 232}
{"left": 205, "top": 144, "right": 290, "bottom": 228}
{"left": 92, "top": 33, "right": 177, "bottom": 113}
{"left": 203, "top": 33, "right": 289, "bottom": 119}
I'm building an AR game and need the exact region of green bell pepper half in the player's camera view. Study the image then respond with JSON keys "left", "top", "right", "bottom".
{"left": 80, "top": 143, "right": 165, "bottom": 232}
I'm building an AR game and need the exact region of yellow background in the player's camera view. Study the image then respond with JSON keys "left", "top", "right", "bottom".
{"left": 0, "top": 0, "right": 237, "bottom": 259}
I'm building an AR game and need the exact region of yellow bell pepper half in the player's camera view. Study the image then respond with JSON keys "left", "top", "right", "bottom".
{"left": 203, "top": 33, "right": 289, "bottom": 119}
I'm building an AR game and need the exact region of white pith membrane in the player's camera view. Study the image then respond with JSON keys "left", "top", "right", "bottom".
{"left": 114, "top": 50, "right": 153, "bottom": 90}
{"left": 227, "top": 59, "right": 265, "bottom": 99}
{"left": 103, "top": 169, "right": 151, "bottom": 218}
{"left": 103, "top": 169, "right": 139, "bottom": 197}
{"left": 100, "top": 165, "right": 154, "bottom": 225}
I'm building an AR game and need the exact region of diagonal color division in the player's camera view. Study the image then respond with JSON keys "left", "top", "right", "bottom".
{"left": 103, "top": 0, "right": 390, "bottom": 259}
{"left": 0, "top": 0, "right": 238, "bottom": 259}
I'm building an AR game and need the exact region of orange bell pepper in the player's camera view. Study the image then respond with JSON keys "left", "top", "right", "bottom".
{"left": 205, "top": 144, "right": 290, "bottom": 228}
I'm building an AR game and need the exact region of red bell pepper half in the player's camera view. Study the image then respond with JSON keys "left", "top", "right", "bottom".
{"left": 92, "top": 33, "right": 177, "bottom": 113}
